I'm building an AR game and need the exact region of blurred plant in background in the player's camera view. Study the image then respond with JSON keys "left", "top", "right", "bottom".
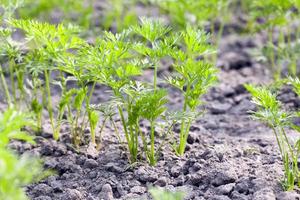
{"left": 100, "top": 0, "right": 140, "bottom": 32}
{"left": 150, "top": 187, "right": 186, "bottom": 200}
{"left": 249, "top": 0, "right": 300, "bottom": 79}
{"left": 18, "top": 0, "right": 93, "bottom": 29}
{"left": 0, "top": 108, "right": 46, "bottom": 200}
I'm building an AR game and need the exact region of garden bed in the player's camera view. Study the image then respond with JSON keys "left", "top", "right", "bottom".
{"left": 5, "top": 34, "right": 294, "bottom": 200}
{"left": 2, "top": 1, "right": 300, "bottom": 200}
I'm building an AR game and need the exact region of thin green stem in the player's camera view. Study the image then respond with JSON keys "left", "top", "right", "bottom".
{"left": 268, "top": 27, "right": 278, "bottom": 80}
{"left": 111, "top": 117, "right": 122, "bottom": 143}
{"left": 286, "top": 26, "right": 296, "bottom": 76}
{"left": 0, "top": 64, "right": 11, "bottom": 105}
{"left": 157, "top": 121, "right": 175, "bottom": 154}
{"left": 97, "top": 117, "right": 108, "bottom": 146}
{"left": 212, "top": 6, "right": 226, "bottom": 65}
{"left": 177, "top": 84, "right": 190, "bottom": 156}
{"left": 84, "top": 83, "right": 97, "bottom": 144}
{"left": 271, "top": 126, "right": 283, "bottom": 156}
{"left": 153, "top": 59, "right": 158, "bottom": 91}
{"left": 73, "top": 109, "right": 83, "bottom": 147}
{"left": 34, "top": 78, "right": 43, "bottom": 132}
{"left": 37, "top": 110, "right": 42, "bottom": 132}
{"left": 83, "top": 82, "right": 96, "bottom": 124}
{"left": 55, "top": 71, "right": 66, "bottom": 135}
{"left": 118, "top": 105, "right": 129, "bottom": 142}
{"left": 140, "top": 125, "right": 149, "bottom": 160}
{"left": 287, "top": 26, "right": 291, "bottom": 49}
{"left": 117, "top": 103, "right": 138, "bottom": 162}
{"left": 129, "top": 124, "right": 135, "bottom": 160}
{"left": 149, "top": 120, "right": 156, "bottom": 166}
{"left": 280, "top": 127, "right": 294, "bottom": 158}
{"left": 183, "top": 120, "right": 192, "bottom": 143}
{"left": 151, "top": 40, "right": 159, "bottom": 91}
{"left": 134, "top": 123, "right": 139, "bottom": 161}
{"left": 16, "top": 70, "right": 25, "bottom": 106}
{"left": 32, "top": 78, "right": 43, "bottom": 133}
{"left": 9, "top": 59, "right": 16, "bottom": 104}
{"left": 44, "top": 70, "right": 57, "bottom": 140}
{"left": 74, "top": 109, "right": 81, "bottom": 134}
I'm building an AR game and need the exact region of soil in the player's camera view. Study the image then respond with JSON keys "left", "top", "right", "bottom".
{"left": 3, "top": 3, "right": 300, "bottom": 200}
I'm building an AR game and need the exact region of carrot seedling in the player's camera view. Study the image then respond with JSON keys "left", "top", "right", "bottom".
{"left": 167, "top": 26, "right": 217, "bottom": 156}
{"left": 245, "top": 83, "right": 300, "bottom": 190}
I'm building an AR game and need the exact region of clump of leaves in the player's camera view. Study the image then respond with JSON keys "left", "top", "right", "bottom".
{"left": 78, "top": 18, "right": 216, "bottom": 164}
{"left": 123, "top": 84, "right": 168, "bottom": 165}
{"left": 7, "top": 19, "right": 84, "bottom": 139}
{"left": 0, "top": 19, "right": 26, "bottom": 107}
{"left": 1, "top": 15, "right": 217, "bottom": 166}
{"left": 79, "top": 28, "right": 168, "bottom": 164}
{"left": 245, "top": 83, "right": 300, "bottom": 190}
{"left": 1, "top": 17, "right": 111, "bottom": 148}
{"left": 0, "top": 108, "right": 45, "bottom": 200}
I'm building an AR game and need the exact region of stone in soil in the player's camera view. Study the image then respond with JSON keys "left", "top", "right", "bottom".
{"left": 135, "top": 166, "right": 158, "bottom": 183}
{"left": 216, "top": 183, "right": 235, "bottom": 195}
{"left": 98, "top": 184, "right": 114, "bottom": 200}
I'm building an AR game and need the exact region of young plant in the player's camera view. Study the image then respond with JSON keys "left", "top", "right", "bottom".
{"left": 71, "top": 35, "right": 130, "bottom": 147}
{"left": 87, "top": 21, "right": 217, "bottom": 162}
{"left": 9, "top": 19, "right": 83, "bottom": 139}
{"left": 245, "top": 83, "right": 300, "bottom": 190}
{"left": 87, "top": 109, "right": 100, "bottom": 146}
{"left": 80, "top": 26, "right": 173, "bottom": 164}
{"left": 0, "top": 26, "right": 26, "bottom": 107}
{"left": 49, "top": 57, "right": 95, "bottom": 146}
{"left": 26, "top": 73, "right": 45, "bottom": 133}
{"left": 55, "top": 85, "right": 84, "bottom": 146}
{"left": 167, "top": 26, "right": 217, "bottom": 156}
{"left": 77, "top": 30, "right": 140, "bottom": 161}
{"left": 0, "top": 108, "right": 45, "bottom": 200}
